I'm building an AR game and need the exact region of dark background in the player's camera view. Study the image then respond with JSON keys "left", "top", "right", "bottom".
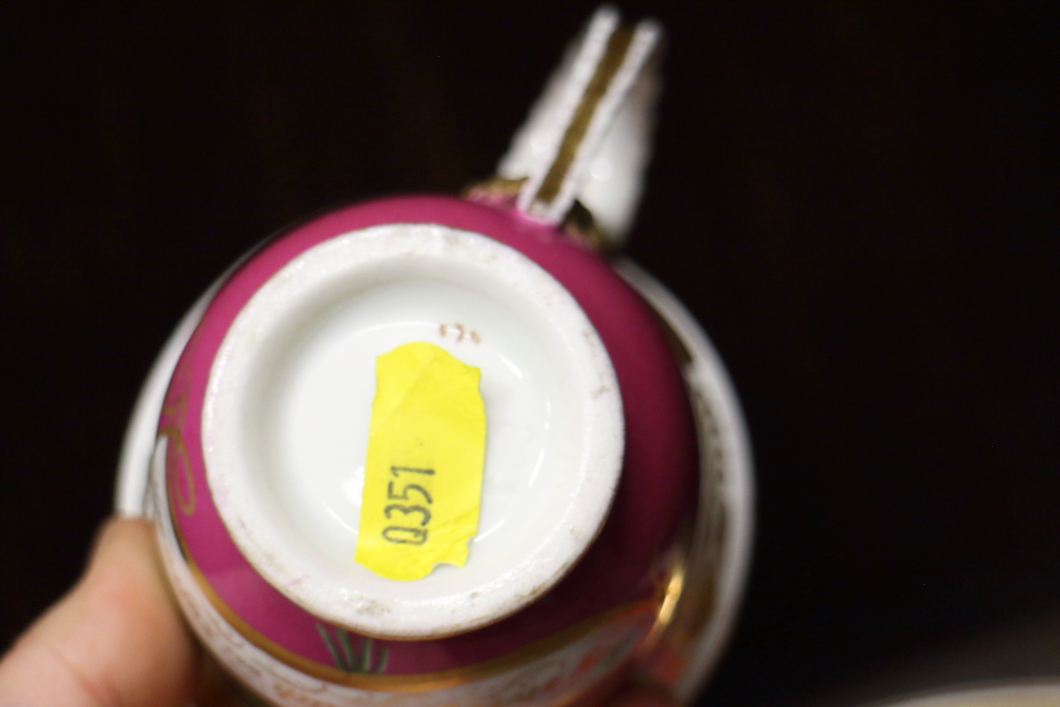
{"left": 1, "top": 3, "right": 1057, "bottom": 706}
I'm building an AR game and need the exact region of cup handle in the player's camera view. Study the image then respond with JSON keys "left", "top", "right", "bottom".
{"left": 497, "top": 7, "right": 662, "bottom": 246}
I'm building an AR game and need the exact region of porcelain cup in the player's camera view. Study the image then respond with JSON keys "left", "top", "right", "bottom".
{"left": 117, "top": 193, "right": 753, "bottom": 707}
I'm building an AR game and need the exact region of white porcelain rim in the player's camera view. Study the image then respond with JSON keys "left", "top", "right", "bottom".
{"left": 202, "top": 223, "right": 623, "bottom": 639}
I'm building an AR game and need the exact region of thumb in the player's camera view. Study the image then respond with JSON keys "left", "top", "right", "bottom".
{"left": 0, "top": 518, "right": 198, "bottom": 707}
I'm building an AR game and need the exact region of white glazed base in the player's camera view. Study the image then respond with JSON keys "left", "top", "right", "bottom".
{"left": 116, "top": 259, "right": 754, "bottom": 705}
{"left": 202, "top": 223, "right": 623, "bottom": 639}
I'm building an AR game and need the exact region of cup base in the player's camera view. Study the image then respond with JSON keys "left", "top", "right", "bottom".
{"left": 203, "top": 222, "right": 624, "bottom": 638}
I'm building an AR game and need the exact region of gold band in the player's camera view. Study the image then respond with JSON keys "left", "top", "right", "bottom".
{"left": 168, "top": 490, "right": 656, "bottom": 691}
{"left": 532, "top": 25, "right": 635, "bottom": 208}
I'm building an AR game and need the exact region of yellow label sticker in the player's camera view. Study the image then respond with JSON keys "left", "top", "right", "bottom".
{"left": 355, "top": 342, "right": 486, "bottom": 580}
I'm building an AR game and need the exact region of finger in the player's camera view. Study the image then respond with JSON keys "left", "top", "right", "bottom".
{"left": 0, "top": 518, "right": 198, "bottom": 707}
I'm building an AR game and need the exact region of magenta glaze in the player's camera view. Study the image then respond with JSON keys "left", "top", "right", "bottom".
{"left": 160, "top": 195, "right": 697, "bottom": 675}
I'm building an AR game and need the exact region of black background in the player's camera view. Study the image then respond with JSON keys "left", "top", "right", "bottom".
{"left": 1, "top": 3, "right": 1057, "bottom": 706}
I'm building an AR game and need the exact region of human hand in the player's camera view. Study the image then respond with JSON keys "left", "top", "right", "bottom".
{"left": 0, "top": 519, "right": 675, "bottom": 707}
{"left": 0, "top": 518, "right": 243, "bottom": 706}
